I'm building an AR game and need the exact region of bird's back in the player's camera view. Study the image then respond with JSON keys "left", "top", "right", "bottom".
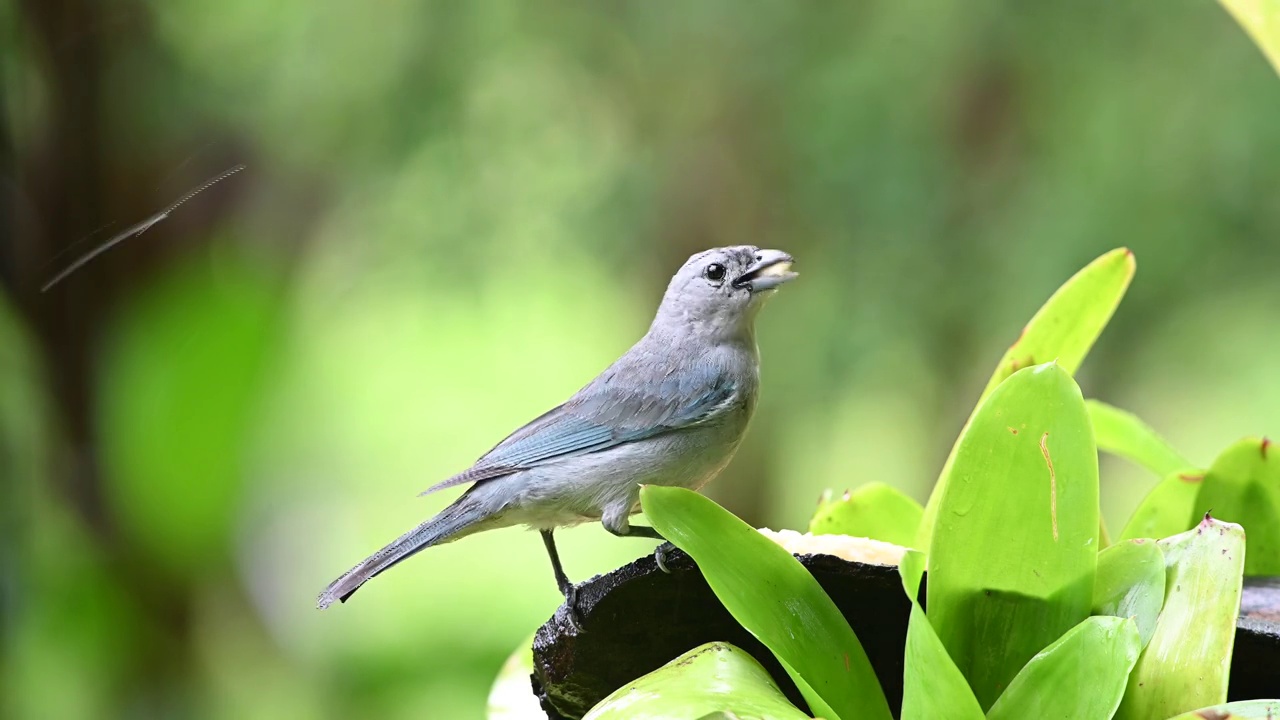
{"left": 472, "top": 333, "right": 760, "bottom": 528}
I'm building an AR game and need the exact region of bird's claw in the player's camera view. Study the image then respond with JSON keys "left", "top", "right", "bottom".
{"left": 655, "top": 542, "right": 676, "bottom": 574}
{"left": 562, "top": 584, "right": 583, "bottom": 632}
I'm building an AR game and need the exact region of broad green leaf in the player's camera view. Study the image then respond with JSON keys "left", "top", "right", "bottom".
{"left": 1092, "top": 539, "right": 1165, "bottom": 648}
{"left": 1119, "top": 470, "right": 1204, "bottom": 542}
{"left": 809, "top": 483, "right": 923, "bottom": 547}
{"left": 1190, "top": 438, "right": 1280, "bottom": 575}
{"left": 898, "top": 551, "right": 983, "bottom": 720}
{"left": 987, "top": 616, "right": 1141, "bottom": 720}
{"left": 584, "top": 642, "right": 810, "bottom": 720}
{"left": 927, "top": 362, "right": 1099, "bottom": 710}
{"left": 1116, "top": 516, "right": 1245, "bottom": 720}
{"left": 919, "top": 248, "right": 1135, "bottom": 549}
{"left": 486, "top": 636, "right": 544, "bottom": 720}
{"left": 1166, "top": 700, "right": 1280, "bottom": 719}
{"left": 641, "top": 486, "right": 892, "bottom": 720}
{"left": 1218, "top": 0, "right": 1280, "bottom": 76}
{"left": 1085, "top": 400, "right": 1194, "bottom": 479}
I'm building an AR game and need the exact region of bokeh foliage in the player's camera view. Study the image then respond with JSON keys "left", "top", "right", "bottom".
{"left": 3, "top": 0, "right": 1279, "bottom": 717}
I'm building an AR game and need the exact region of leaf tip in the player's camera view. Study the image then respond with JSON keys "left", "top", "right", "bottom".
{"left": 1262, "top": 437, "right": 1271, "bottom": 459}
{"left": 1030, "top": 358, "right": 1061, "bottom": 375}
{"left": 1118, "top": 247, "right": 1136, "bottom": 272}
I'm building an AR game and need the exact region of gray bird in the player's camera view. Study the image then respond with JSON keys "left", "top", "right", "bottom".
{"left": 317, "top": 246, "right": 797, "bottom": 620}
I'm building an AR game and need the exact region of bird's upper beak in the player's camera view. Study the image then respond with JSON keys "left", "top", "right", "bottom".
{"left": 733, "top": 249, "right": 798, "bottom": 292}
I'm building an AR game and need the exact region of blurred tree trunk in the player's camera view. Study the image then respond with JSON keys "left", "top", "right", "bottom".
{"left": 4, "top": 3, "right": 223, "bottom": 713}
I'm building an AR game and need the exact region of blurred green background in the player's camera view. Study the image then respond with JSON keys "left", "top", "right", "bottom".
{"left": 2, "top": 1, "right": 1278, "bottom": 717}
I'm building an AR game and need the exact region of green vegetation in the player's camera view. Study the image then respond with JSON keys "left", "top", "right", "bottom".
{"left": 584, "top": 643, "right": 809, "bottom": 720}
{"left": 1117, "top": 518, "right": 1245, "bottom": 719}
{"left": 643, "top": 487, "right": 890, "bottom": 720}
{"left": 596, "top": 247, "right": 1275, "bottom": 719}
{"left": 917, "top": 248, "right": 1133, "bottom": 550}
{"left": 809, "top": 484, "right": 923, "bottom": 549}
{"left": 5, "top": 0, "right": 1280, "bottom": 717}
{"left": 927, "top": 362, "right": 1098, "bottom": 709}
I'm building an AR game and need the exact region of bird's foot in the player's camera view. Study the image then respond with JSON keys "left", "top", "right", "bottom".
{"left": 654, "top": 542, "right": 676, "bottom": 574}
{"left": 561, "top": 584, "right": 583, "bottom": 633}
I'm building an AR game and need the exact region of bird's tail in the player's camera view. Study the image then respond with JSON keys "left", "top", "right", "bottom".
{"left": 317, "top": 494, "right": 490, "bottom": 609}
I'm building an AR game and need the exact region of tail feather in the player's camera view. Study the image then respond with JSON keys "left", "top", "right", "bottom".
{"left": 317, "top": 499, "right": 481, "bottom": 609}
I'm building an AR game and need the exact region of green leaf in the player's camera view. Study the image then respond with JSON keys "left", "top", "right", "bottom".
{"left": 974, "top": 250, "right": 1135, "bottom": 399}
{"left": 919, "top": 248, "right": 1135, "bottom": 549}
{"left": 926, "top": 362, "right": 1099, "bottom": 710}
{"left": 641, "top": 486, "right": 892, "bottom": 720}
{"left": 1115, "top": 516, "right": 1246, "bottom": 720}
{"left": 1166, "top": 700, "right": 1280, "bottom": 719}
{"left": 1085, "top": 400, "right": 1194, "bottom": 479}
{"left": 1190, "top": 437, "right": 1280, "bottom": 575}
{"left": 1218, "top": 0, "right": 1280, "bottom": 76}
{"left": 809, "top": 483, "right": 923, "bottom": 547}
{"left": 1092, "top": 539, "right": 1166, "bottom": 649}
{"left": 486, "top": 636, "right": 544, "bottom": 720}
{"left": 897, "top": 551, "right": 983, "bottom": 720}
{"left": 583, "top": 642, "right": 811, "bottom": 720}
{"left": 1119, "top": 470, "right": 1204, "bottom": 542}
{"left": 986, "top": 616, "right": 1141, "bottom": 720}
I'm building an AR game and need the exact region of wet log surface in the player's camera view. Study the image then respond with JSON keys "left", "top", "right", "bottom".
{"left": 531, "top": 551, "right": 1280, "bottom": 719}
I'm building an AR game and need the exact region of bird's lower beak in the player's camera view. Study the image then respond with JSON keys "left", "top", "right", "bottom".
{"left": 733, "top": 249, "right": 797, "bottom": 292}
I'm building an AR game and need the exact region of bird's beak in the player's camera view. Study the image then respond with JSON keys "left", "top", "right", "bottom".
{"left": 733, "top": 249, "right": 797, "bottom": 292}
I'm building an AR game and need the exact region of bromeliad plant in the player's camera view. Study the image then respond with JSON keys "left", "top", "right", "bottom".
{"left": 577, "top": 245, "right": 1274, "bottom": 720}
{"left": 497, "top": 11, "right": 1280, "bottom": 716}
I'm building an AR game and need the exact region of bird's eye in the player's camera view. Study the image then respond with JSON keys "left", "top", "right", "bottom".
{"left": 704, "top": 263, "right": 726, "bottom": 282}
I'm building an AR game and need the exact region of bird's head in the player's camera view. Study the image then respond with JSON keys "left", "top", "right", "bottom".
{"left": 653, "top": 245, "right": 797, "bottom": 341}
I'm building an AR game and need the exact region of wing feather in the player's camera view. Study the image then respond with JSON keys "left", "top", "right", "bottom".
{"left": 419, "top": 368, "right": 738, "bottom": 496}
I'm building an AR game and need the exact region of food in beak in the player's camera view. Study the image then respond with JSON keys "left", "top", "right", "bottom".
{"left": 734, "top": 253, "right": 797, "bottom": 292}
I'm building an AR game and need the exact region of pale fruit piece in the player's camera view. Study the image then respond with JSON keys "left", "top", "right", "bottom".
{"left": 757, "top": 527, "right": 907, "bottom": 566}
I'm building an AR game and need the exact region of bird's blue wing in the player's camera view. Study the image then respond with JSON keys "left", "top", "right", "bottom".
{"left": 419, "top": 371, "right": 738, "bottom": 496}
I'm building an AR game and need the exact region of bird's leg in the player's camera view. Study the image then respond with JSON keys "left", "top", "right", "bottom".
{"left": 603, "top": 520, "right": 675, "bottom": 574}
{"left": 540, "top": 529, "right": 581, "bottom": 631}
